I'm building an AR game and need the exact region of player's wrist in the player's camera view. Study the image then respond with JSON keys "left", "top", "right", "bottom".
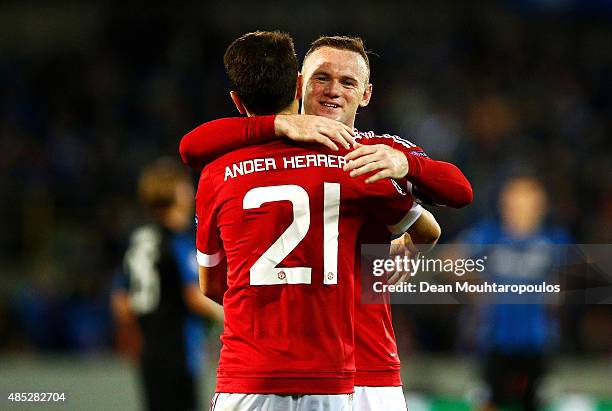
{"left": 274, "top": 115, "right": 291, "bottom": 138}
{"left": 398, "top": 153, "right": 409, "bottom": 178}
{"left": 403, "top": 152, "right": 418, "bottom": 178}
{"left": 389, "top": 150, "right": 409, "bottom": 179}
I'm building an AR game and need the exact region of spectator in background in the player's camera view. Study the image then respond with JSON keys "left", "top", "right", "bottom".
{"left": 110, "top": 158, "right": 223, "bottom": 411}
{"left": 458, "top": 172, "right": 570, "bottom": 411}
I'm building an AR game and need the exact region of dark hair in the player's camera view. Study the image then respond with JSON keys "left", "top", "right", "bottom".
{"left": 223, "top": 31, "right": 298, "bottom": 115}
{"left": 303, "top": 35, "right": 370, "bottom": 79}
{"left": 138, "top": 157, "right": 191, "bottom": 212}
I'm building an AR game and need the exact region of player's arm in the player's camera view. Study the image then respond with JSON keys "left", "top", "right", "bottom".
{"left": 198, "top": 263, "right": 227, "bottom": 306}
{"left": 110, "top": 271, "right": 135, "bottom": 325}
{"left": 344, "top": 138, "right": 473, "bottom": 208}
{"left": 109, "top": 271, "right": 142, "bottom": 361}
{"left": 172, "top": 232, "right": 224, "bottom": 322}
{"left": 388, "top": 209, "right": 440, "bottom": 284}
{"left": 110, "top": 290, "right": 133, "bottom": 325}
{"left": 179, "top": 115, "right": 355, "bottom": 170}
{"left": 361, "top": 176, "right": 425, "bottom": 237}
{"left": 194, "top": 168, "right": 227, "bottom": 306}
{"left": 180, "top": 116, "right": 275, "bottom": 169}
{"left": 391, "top": 208, "right": 441, "bottom": 253}
{"left": 183, "top": 282, "right": 224, "bottom": 321}
{"left": 195, "top": 226, "right": 227, "bottom": 305}
{"left": 404, "top": 208, "right": 441, "bottom": 253}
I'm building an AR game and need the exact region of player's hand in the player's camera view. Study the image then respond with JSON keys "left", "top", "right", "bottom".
{"left": 387, "top": 233, "right": 420, "bottom": 285}
{"left": 344, "top": 143, "right": 408, "bottom": 183}
{"left": 274, "top": 114, "right": 356, "bottom": 151}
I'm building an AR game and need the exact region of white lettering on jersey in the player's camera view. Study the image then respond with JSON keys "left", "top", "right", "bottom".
{"left": 225, "top": 155, "right": 347, "bottom": 181}
{"left": 224, "top": 158, "right": 278, "bottom": 181}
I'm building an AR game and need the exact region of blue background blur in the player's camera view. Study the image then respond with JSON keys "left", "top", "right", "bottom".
{"left": 0, "top": 1, "right": 610, "bottom": 409}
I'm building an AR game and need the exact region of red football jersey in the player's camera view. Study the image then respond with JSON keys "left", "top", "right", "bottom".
{"left": 352, "top": 132, "right": 418, "bottom": 387}
{"left": 195, "top": 139, "right": 421, "bottom": 394}
{"left": 354, "top": 222, "right": 402, "bottom": 387}
{"left": 180, "top": 117, "right": 472, "bottom": 207}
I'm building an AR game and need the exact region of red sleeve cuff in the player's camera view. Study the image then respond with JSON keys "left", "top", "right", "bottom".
{"left": 245, "top": 115, "right": 277, "bottom": 145}
{"left": 403, "top": 152, "right": 473, "bottom": 208}
{"left": 404, "top": 151, "right": 423, "bottom": 179}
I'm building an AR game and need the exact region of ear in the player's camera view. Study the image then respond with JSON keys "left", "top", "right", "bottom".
{"left": 230, "top": 91, "right": 247, "bottom": 115}
{"left": 359, "top": 83, "right": 373, "bottom": 107}
{"left": 295, "top": 73, "right": 304, "bottom": 101}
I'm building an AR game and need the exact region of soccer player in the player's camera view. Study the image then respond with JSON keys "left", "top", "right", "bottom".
{"left": 180, "top": 36, "right": 471, "bottom": 410}
{"left": 458, "top": 173, "right": 569, "bottom": 411}
{"left": 196, "top": 31, "right": 425, "bottom": 410}
{"left": 110, "top": 158, "right": 223, "bottom": 411}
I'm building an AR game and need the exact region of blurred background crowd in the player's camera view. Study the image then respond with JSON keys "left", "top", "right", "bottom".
{"left": 0, "top": 1, "right": 610, "bottom": 409}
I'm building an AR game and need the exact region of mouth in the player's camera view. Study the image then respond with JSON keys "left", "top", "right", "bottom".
{"left": 320, "top": 102, "right": 341, "bottom": 109}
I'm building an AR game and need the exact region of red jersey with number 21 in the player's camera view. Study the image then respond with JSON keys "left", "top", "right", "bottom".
{"left": 195, "top": 139, "right": 421, "bottom": 394}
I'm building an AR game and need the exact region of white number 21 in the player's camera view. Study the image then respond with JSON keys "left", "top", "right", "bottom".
{"left": 243, "top": 183, "right": 340, "bottom": 286}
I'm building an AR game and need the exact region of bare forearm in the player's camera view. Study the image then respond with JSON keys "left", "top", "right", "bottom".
{"left": 406, "top": 209, "right": 441, "bottom": 253}
{"left": 110, "top": 291, "right": 134, "bottom": 325}
{"left": 184, "top": 285, "right": 224, "bottom": 322}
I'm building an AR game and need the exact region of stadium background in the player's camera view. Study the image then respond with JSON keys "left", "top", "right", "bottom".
{"left": 0, "top": 1, "right": 610, "bottom": 410}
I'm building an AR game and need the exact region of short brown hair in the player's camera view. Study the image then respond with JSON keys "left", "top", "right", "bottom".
{"left": 138, "top": 157, "right": 191, "bottom": 212}
{"left": 223, "top": 31, "right": 298, "bottom": 115}
{"left": 303, "top": 35, "right": 370, "bottom": 79}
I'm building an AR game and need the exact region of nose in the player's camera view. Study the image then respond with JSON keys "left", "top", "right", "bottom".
{"left": 323, "top": 80, "right": 342, "bottom": 98}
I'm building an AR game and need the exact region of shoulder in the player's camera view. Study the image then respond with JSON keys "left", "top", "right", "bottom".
{"left": 130, "top": 224, "right": 161, "bottom": 242}
{"left": 355, "top": 130, "right": 425, "bottom": 152}
{"left": 170, "top": 231, "right": 196, "bottom": 258}
{"left": 355, "top": 130, "right": 419, "bottom": 146}
{"left": 123, "top": 225, "right": 163, "bottom": 259}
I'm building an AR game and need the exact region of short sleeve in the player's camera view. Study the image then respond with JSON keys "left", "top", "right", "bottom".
{"left": 356, "top": 177, "right": 423, "bottom": 234}
{"left": 385, "top": 201, "right": 424, "bottom": 234}
{"left": 356, "top": 132, "right": 428, "bottom": 158}
{"left": 195, "top": 169, "right": 224, "bottom": 267}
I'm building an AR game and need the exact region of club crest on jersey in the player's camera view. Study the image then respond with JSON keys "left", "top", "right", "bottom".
{"left": 410, "top": 150, "right": 428, "bottom": 157}
{"left": 391, "top": 179, "right": 407, "bottom": 196}
{"left": 278, "top": 271, "right": 286, "bottom": 280}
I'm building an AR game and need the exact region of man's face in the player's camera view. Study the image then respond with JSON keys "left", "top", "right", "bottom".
{"left": 301, "top": 46, "right": 372, "bottom": 128}
{"left": 500, "top": 177, "right": 547, "bottom": 235}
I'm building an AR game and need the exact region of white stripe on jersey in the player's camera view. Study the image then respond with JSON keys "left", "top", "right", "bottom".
{"left": 387, "top": 203, "right": 423, "bottom": 235}
{"left": 197, "top": 249, "right": 225, "bottom": 267}
{"left": 354, "top": 130, "right": 418, "bottom": 150}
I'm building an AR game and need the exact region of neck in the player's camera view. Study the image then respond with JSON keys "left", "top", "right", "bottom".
{"left": 247, "top": 99, "right": 299, "bottom": 117}
{"left": 278, "top": 105, "right": 298, "bottom": 115}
